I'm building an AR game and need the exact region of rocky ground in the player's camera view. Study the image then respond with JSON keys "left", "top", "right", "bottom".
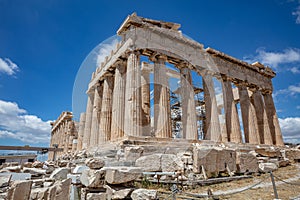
{"left": 0, "top": 141, "right": 300, "bottom": 199}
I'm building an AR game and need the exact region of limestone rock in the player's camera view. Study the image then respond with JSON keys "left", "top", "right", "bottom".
{"left": 32, "top": 161, "right": 43, "bottom": 168}
{"left": 124, "top": 146, "right": 144, "bottom": 162}
{"left": 285, "top": 149, "right": 300, "bottom": 162}
{"left": 22, "top": 162, "right": 32, "bottom": 168}
{"left": 55, "top": 178, "right": 72, "bottom": 200}
{"left": 131, "top": 189, "right": 157, "bottom": 200}
{"left": 30, "top": 187, "right": 49, "bottom": 200}
{"left": 67, "top": 174, "right": 81, "bottom": 184}
{"left": 86, "top": 193, "right": 106, "bottom": 200}
{"left": 80, "top": 169, "right": 105, "bottom": 188}
{"left": 258, "top": 162, "right": 278, "bottom": 173}
{"left": 255, "top": 148, "right": 280, "bottom": 158}
{"left": 85, "top": 158, "right": 105, "bottom": 169}
{"left": 57, "top": 160, "right": 69, "bottom": 167}
{"left": 135, "top": 154, "right": 162, "bottom": 172}
{"left": 193, "top": 146, "right": 236, "bottom": 177}
{"left": 161, "top": 154, "right": 184, "bottom": 172}
{"left": 0, "top": 174, "right": 11, "bottom": 188}
{"left": 236, "top": 152, "right": 258, "bottom": 173}
{"left": 105, "top": 167, "right": 142, "bottom": 184}
{"left": 4, "top": 166, "right": 21, "bottom": 173}
{"left": 73, "top": 165, "right": 89, "bottom": 174}
{"left": 22, "top": 167, "right": 46, "bottom": 176}
{"left": 50, "top": 168, "right": 70, "bottom": 180}
{"left": 105, "top": 185, "right": 133, "bottom": 199}
{"left": 7, "top": 180, "right": 32, "bottom": 200}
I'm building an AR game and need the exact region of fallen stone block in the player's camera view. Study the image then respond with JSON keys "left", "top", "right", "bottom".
{"left": 285, "top": 149, "right": 300, "bottom": 162}
{"left": 161, "top": 154, "right": 184, "bottom": 172}
{"left": 67, "top": 174, "right": 81, "bottom": 184}
{"left": 124, "top": 146, "right": 144, "bottom": 162}
{"left": 135, "top": 154, "right": 162, "bottom": 172}
{"left": 105, "top": 185, "right": 133, "bottom": 200}
{"left": 7, "top": 180, "right": 32, "bottom": 200}
{"left": 255, "top": 148, "right": 281, "bottom": 158}
{"left": 105, "top": 167, "right": 142, "bottom": 184}
{"left": 0, "top": 174, "right": 11, "bottom": 188}
{"left": 73, "top": 165, "right": 89, "bottom": 174}
{"left": 30, "top": 187, "right": 48, "bottom": 200}
{"left": 3, "top": 166, "right": 21, "bottom": 173}
{"left": 32, "top": 161, "right": 43, "bottom": 168}
{"left": 80, "top": 169, "right": 105, "bottom": 188}
{"left": 50, "top": 167, "right": 70, "bottom": 180}
{"left": 86, "top": 192, "right": 106, "bottom": 200}
{"left": 259, "top": 162, "right": 278, "bottom": 173}
{"left": 236, "top": 152, "right": 258, "bottom": 173}
{"left": 131, "top": 188, "right": 157, "bottom": 200}
{"left": 54, "top": 178, "right": 72, "bottom": 200}
{"left": 22, "top": 167, "right": 46, "bottom": 177}
{"left": 85, "top": 158, "right": 105, "bottom": 169}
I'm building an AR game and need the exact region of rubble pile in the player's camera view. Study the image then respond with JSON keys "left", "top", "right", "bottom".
{"left": 0, "top": 143, "right": 300, "bottom": 200}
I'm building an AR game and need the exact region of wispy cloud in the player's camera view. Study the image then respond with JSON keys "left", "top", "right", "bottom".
{"left": 96, "top": 39, "right": 119, "bottom": 67}
{"left": 279, "top": 117, "right": 300, "bottom": 143}
{"left": 0, "top": 99, "right": 52, "bottom": 144}
{"left": 292, "top": 5, "right": 300, "bottom": 24}
{"left": 0, "top": 58, "right": 19, "bottom": 76}
{"left": 274, "top": 83, "right": 300, "bottom": 97}
{"left": 244, "top": 48, "right": 300, "bottom": 73}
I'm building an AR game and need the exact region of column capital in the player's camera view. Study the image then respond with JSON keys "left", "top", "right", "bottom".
{"left": 221, "top": 74, "right": 233, "bottom": 82}
{"left": 149, "top": 52, "right": 167, "bottom": 63}
{"left": 261, "top": 88, "right": 273, "bottom": 95}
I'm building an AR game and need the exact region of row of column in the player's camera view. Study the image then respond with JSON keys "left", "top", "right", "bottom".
{"left": 49, "top": 120, "right": 78, "bottom": 160}
{"left": 79, "top": 51, "right": 284, "bottom": 150}
{"left": 204, "top": 75, "right": 283, "bottom": 146}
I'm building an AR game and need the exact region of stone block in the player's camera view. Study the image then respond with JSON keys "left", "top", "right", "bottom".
{"left": 236, "top": 152, "right": 259, "bottom": 173}
{"left": 85, "top": 158, "right": 105, "bottom": 169}
{"left": 193, "top": 146, "right": 236, "bottom": 177}
{"left": 105, "top": 167, "right": 142, "bottom": 184}
{"left": 259, "top": 162, "right": 278, "bottom": 173}
{"left": 30, "top": 187, "right": 48, "bottom": 200}
{"left": 67, "top": 174, "right": 81, "bottom": 184}
{"left": 80, "top": 169, "right": 105, "bottom": 188}
{"left": 22, "top": 167, "right": 46, "bottom": 176}
{"left": 285, "top": 149, "right": 300, "bottom": 162}
{"left": 124, "top": 146, "right": 144, "bottom": 162}
{"left": 0, "top": 174, "right": 11, "bottom": 188}
{"left": 131, "top": 189, "right": 157, "bottom": 200}
{"left": 55, "top": 178, "right": 72, "bottom": 200}
{"left": 7, "top": 180, "right": 32, "bottom": 200}
{"left": 32, "top": 161, "right": 43, "bottom": 168}
{"left": 105, "top": 185, "right": 133, "bottom": 199}
{"left": 161, "top": 154, "right": 184, "bottom": 172}
{"left": 73, "top": 165, "right": 89, "bottom": 174}
{"left": 86, "top": 193, "right": 106, "bottom": 200}
{"left": 255, "top": 148, "right": 281, "bottom": 158}
{"left": 50, "top": 167, "right": 70, "bottom": 180}
{"left": 135, "top": 154, "right": 162, "bottom": 172}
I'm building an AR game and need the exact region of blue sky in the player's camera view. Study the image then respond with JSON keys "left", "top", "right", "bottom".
{"left": 0, "top": 0, "right": 300, "bottom": 146}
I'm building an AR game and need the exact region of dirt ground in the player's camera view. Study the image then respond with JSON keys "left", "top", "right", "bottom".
{"left": 150, "top": 164, "right": 300, "bottom": 199}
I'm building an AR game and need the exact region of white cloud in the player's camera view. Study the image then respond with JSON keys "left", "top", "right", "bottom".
{"left": 244, "top": 48, "right": 300, "bottom": 72}
{"left": 96, "top": 39, "right": 119, "bottom": 67}
{"left": 292, "top": 6, "right": 300, "bottom": 24}
{"left": 0, "top": 99, "right": 51, "bottom": 144}
{"left": 296, "top": 105, "right": 300, "bottom": 109}
{"left": 0, "top": 58, "right": 19, "bottom": 76}
{"left": 274, "top": 83, "right": 300, "bottom": 98}
{"left": 279, "top": 117, "right": 300, "bottom": 143}
{"left": 290, "top": 67, "right": 300, "bottom": 74}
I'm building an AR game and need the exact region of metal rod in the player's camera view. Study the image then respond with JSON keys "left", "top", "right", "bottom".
{"left": 270, "top": 171, "right": 279, "bottom": 199}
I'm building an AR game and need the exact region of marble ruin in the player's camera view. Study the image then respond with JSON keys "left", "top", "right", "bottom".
{"left": 50, "top": 13, "right": 284, "bottom": 157}
{"left": 49, "top": 112, "right": 78, "bottom": 160}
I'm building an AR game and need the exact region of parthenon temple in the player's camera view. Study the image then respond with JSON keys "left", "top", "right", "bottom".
{"left": 50, "top": 13, "right": 284, "bottom": 156}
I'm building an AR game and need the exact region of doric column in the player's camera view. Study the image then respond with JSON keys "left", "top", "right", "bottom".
{"left": 76, "top": 112, "right": 86, "bottom": 151}
{"left": 111, "top": 61, "right": 126, "bottom": 140}
{"left": 263, "top": 90, "right": 284, "bottom": 146}
{"left": 98, "top": 75, "right": 114, "bottom": 143}
{"left": 82, "top": 90, "right": 94, "bottom": 149}
{"left": 153, "top": 55, "right": 171, "bottom": 138}
{"left": 90, "top": 83, "right": 103, "bottom": 147}
{"left": 124, "top": 51, "right": 142, "bottom": 137}
{"left": 180, "top": 66, "right": 198, "bottom": 140}
{"left": 237, "top": 82, "right": 259, "bottom": 144}
{"left": 203, "top": 73, "right": 221, "bottom": 141}
{"left": 222, "top": 77, "right": 242, "bottom": 143}
{"left": 251, "top": 88, "right": 273, "bottom": 145}
{"left": 141, "top": 63, "right": 151, "bottom": 136}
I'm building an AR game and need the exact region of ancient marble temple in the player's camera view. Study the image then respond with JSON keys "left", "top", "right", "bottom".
{"left": 50, "top": 13, "right": 284, "bottom": 157}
